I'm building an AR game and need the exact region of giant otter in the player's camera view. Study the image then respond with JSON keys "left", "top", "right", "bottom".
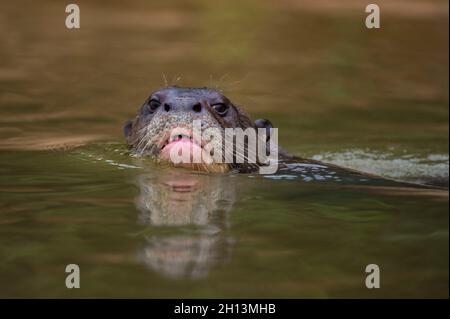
{"left": 123, "top": 86, "right": 443, "bottom": 187}
{"left": 124, "top": 86, "right": 298, "bottom": 174}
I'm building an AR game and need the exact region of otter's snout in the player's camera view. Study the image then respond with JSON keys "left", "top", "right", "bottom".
{"left": 168, "top": 127, "right": 194, "bottom": 144}
{"left": 160, "top": 96, "right": 205, "bottom": 115}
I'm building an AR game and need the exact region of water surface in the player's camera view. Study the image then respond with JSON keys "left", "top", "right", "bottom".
{"left": 0, "top": 0, "right": 448, "bottom": 298}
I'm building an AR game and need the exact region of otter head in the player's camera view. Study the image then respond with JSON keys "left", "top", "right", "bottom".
{"left": 124, "top": 86, "right": 274, "bottom": 173}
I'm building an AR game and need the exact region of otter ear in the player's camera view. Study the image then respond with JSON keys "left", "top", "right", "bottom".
{"left": 254, "top": 118, "right": 273, "bottom": 141}
{"left": 123, "top": 119, "right": 133, "bottom": 139}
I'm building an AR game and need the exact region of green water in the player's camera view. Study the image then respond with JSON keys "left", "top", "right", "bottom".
{"left": 0, "top": 0, "right": 448, "bottom": 298}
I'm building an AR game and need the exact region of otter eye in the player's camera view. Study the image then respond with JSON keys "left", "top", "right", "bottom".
{"left": 148, "top": 99, "right": 161, "bottom": 112}
{"left": 212, "top": 103, "right": 228, "bottom": 116}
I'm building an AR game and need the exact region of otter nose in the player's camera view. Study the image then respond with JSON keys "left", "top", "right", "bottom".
{"left": 163, "top": 97, "right": 203, "bottom": 114}
{"left": 191, "top": 103, "right": 202, "bottom": 113}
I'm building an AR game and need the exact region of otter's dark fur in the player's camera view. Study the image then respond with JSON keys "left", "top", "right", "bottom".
{"left": 124, "top": 86, "right": 280, "bottom": 173}
{"left": 123, "top": 86, "right": 446, "bottom": 188}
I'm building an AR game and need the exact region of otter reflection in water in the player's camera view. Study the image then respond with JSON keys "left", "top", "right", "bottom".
{"left": 134, "top": 167, "right": 237, "bottom": 279}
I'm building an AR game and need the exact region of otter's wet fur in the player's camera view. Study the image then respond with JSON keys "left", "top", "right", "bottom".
{"left": 124, "top": 86, "right": 447, "bottom": 189}
{"left": 124, "top": 86, "right": 269, "bottom": 173}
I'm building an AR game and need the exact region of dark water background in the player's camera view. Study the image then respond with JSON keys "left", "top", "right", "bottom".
{"left": 0, "top": 0, "right": 448, "bottom": 297}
